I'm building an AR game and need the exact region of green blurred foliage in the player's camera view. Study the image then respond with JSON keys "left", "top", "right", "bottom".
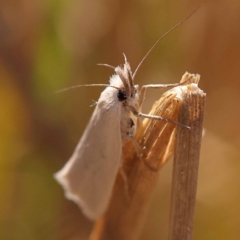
{"left": 1, "top": 0, "right": 240, "bottom": 239}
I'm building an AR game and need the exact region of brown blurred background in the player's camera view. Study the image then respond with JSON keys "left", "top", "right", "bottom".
{"left": 1, "top": 0, "right": 240, "bottom": 239}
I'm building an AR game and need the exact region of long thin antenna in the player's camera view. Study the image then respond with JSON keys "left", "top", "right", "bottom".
{"left": 54, "top": 84, "right": 119, "bottom": 94}
{"left": 132, "top": 5, "right": 201, "bottom": 80}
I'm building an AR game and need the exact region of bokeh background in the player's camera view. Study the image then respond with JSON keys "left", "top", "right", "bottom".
{"left": 1, "top": 0, "right": 240, "bottom": 239}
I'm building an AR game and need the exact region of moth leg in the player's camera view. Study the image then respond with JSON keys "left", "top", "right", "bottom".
{"left": 119, "top": 168, "right": 130, "bottom": 202}
{"left": 129, "top": 106, "right": 190, "bottom": 129}
{"left": 139, "top": 112, "right": 190, "bottom": 129}
{"left": 138, "top": 75, "right": 193, "bottom": 109}
{"left": 90, "top": 100, "right": 98, "bottom": 107}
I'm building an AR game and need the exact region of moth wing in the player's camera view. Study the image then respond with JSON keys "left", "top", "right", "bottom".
{"left": 54, "top": 87, "right": 122, "bottom": 220}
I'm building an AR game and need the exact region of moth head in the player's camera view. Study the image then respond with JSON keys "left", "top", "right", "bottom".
{"left": 115, "top": 54, "right": 136, "bottom": 100}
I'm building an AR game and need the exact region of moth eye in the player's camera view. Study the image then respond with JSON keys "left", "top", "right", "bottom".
{"left": 117, "top": 89, "right": 127, "bottom": 101}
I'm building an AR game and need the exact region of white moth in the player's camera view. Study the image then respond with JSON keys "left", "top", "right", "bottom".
{"left": 54, "top": 57, "right": 189, "bottom": 220}
{"left": 54, "top": 8, "right": 198, "bottom": 221}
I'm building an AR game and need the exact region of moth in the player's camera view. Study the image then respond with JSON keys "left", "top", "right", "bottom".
{"left": 54, "top": 8, "right": 198, "bottom": 221}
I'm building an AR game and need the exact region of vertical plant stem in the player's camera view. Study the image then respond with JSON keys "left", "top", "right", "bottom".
{"left": 169, "top": 82, "right": 206, "bottom": 240}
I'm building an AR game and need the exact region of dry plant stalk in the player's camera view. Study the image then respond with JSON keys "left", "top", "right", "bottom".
{"left": 90, "top": 72, "right": 204, "bottom": 240}
{"left": 169, "top": 74, "right": 205, "bottom": 240}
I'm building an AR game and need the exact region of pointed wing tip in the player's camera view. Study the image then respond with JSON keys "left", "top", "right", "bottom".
{"left": 54, "top": 170, "right": 102, "bottom": 221}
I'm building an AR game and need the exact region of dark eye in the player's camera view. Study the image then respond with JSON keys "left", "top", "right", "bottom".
{"left": 117, "top": 89, "right": 127, "bottom": 101}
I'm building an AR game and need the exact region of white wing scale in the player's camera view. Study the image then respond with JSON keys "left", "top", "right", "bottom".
{"left": 54, "top": 85, "right": 122, "bottom": 220}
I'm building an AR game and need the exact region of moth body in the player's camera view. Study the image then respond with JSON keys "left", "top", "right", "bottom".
{"left": 55, "top": 58, "right": 139, "bottom": 220}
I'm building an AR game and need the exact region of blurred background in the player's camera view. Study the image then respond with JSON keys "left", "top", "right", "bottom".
{"left": 1, "top": 0, "right": 240, "bottom": 239}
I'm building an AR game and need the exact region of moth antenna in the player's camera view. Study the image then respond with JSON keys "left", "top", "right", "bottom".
{"left": 97, "top": 63, "right": 116, "bottom": 69}
{"left": 132, "top": 5, "right": 201, "bottom": 80}
{"left": 54, "top": 84, "right": 120, "bottom": 94}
